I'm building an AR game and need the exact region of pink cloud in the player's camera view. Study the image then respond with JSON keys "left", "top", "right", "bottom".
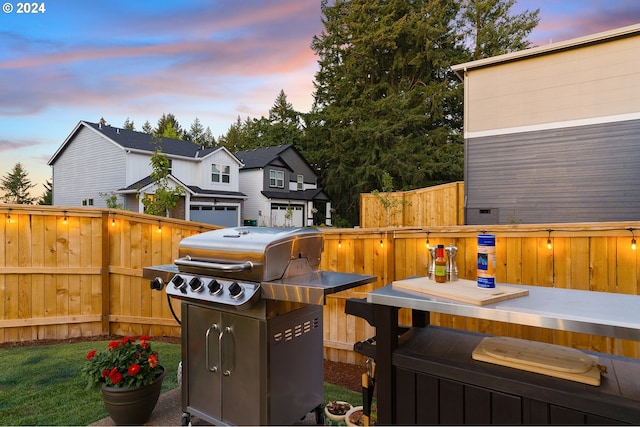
{"left": 530, "top": 2, "right": 640, "bottom": 45}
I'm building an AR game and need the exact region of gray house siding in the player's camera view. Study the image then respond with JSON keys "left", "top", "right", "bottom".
{"left": 52, "top": 127, "right": 126, "bottom": 207}
{"left": 465, "top": 119, "right": 640, "bottom": 224}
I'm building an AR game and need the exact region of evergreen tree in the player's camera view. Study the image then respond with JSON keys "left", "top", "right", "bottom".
{"left": 264, "top": 90, "right": 303, "bottom": 146}
{"left": 38, "top": 179, "right": 53, "bottom": 205}
{"left": 142, "top": 120, "right": 153, "bottom": 134}
{"left": 1, "top": 162, "right": 37, "bottom": 204}
{"left": 218, "top": 116, "right": 251, "bottom": 152}
{"left": 155, "top": 113, "right": 182, "bottom": 138}
{"left": 461, "top": 0, "right": 539, "bottom": 60}
{"left": 202, "top": 126, "right": 216, "bottom": 148}
{"left": 187, "top": 117, "right": 205, "bottom": 146}
{"left": 218, "top": 91, "right": 304, "bottom": 151}
{"left": 123, "top": 117, "right": 135, "bottom": 130}
{"left": 307, "top": 0, "right": 467, "bottom": 225}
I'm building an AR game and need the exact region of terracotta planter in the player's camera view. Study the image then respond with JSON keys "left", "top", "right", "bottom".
{"left": 101, "top": 366, "right": 166, "bottom": 425}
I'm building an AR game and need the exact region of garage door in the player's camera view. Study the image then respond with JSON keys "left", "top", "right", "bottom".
{"left": 190, "top": 205, "right": 238, "bottom": 227}
{"left": 271, "top": 204, "right": 304, "bottom": 227}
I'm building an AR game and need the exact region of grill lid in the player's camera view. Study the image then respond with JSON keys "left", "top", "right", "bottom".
{"left": 176, "top": 227, "right": 323, "bottom": 282}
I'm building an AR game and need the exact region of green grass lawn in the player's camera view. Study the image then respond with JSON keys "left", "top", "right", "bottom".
{"left": 0, "top": 339, "right": 368, "bottom": 425}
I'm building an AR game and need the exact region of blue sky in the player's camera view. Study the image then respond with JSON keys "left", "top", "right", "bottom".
{"left": 1, "top": 0, "right": 640, "bottom": 197}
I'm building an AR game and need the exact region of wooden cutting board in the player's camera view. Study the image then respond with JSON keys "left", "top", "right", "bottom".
{"left": 392, "top": 277, "right": 528, "bottom": 306}
{"left": 472, "top": 336, "right": 602, "bottom": 386}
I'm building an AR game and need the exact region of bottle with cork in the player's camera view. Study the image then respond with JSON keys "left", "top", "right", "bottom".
{"left": 434, "top": 244, "right": 447, "bottom": 283}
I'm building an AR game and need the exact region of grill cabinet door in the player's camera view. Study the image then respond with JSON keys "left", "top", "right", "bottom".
{"left": 219, "top": 311, "right": 267, "bottom": 425}
{"left": 183, "top": 304, "right": 267, "bottom": 425}
{"left": 184, "top": 305, "right": 223, "bottom": 419}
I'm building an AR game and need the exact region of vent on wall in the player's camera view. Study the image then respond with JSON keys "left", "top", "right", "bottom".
{"left": 466, "top": 208, "right": 500, "bottom": 225}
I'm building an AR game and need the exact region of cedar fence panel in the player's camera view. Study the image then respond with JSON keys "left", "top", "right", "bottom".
{"left": 0, "top": 206, "right": 214, "bottom": 343}
{"left": 1, "top": 205, "right": 639, "bottom": 367}
{"left": 360, "top": 181, "right": 464, "bottom": 228}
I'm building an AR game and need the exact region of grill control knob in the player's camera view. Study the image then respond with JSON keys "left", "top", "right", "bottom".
{"left": 189, "top": 277, "right": 204, "bottom": 293}
{"left": 228, "top": 281, "right": 244, "bottom": 299}
{"left": 208, "top": 279, "right": 223, "bottom": 296}
{"left": 171, "top": 275, "right": 186, "bottom": 290}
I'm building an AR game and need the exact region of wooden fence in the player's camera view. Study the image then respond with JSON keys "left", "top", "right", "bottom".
{"left": 360, "top": 181, "right": 464, "bottom": 228}
{"left": 1, "top": 206, "right": 639, "bottom": 366}
{"left": 0, "top": 206, "right": 214, "bottom": 343}
{"left": 320, "top": 223, "right": 640, "bottom": 364}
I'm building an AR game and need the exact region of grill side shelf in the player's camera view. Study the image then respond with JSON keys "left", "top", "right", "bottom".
{"left": 261, "top": 271, "right": 376, "bottom": 305}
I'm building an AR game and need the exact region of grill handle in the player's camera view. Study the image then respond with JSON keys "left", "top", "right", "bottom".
{"left": 205, "top": 323, "right": 220, "bottom": 373}
{"left": 175, "top": 257, "right": 253, "bottom": 272}
{"left": 221, "top": 326, "right": 235, "bottom": 376}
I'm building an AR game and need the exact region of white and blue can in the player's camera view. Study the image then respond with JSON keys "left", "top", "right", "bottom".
{"left": 477, "top": 234, "right": 496, "bottom": 288}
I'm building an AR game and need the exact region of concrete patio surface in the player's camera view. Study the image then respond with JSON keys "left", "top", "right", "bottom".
{"left": 90, "top": 386, "right": 320, "bottom": 426}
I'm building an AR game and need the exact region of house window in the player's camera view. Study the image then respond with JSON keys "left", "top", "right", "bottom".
{"left": 297, "top": 175, "right": 304, "bottom": 190}
{"left": 270, "top": 170, "right": 284, "bottom": 188}
{"left": 212, "top": 164, "right": 230, "bottom": 183}
{"left": 167, "top": 159, "right": 172, "bottom": 174}
{"left": 82, "top": 198, "right": 94, "bottom": 206}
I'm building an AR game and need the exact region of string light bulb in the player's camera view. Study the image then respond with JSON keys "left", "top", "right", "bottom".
{"left": 157, "top": 222, "right": 162, "bottom": 233}
{"left": 425, "top": 231, "right": 430, "bottom": 248}
{"left": 111, "top": 217, "right": 116, "bottom": 227}
{"left": 338, "top": 234, "right": 342, "bottom": 249}
{"left": 62, "top": 211, "right": 68, "bottom": 225}
{"left": 546, "top": 229, "right": 552, "bottom": 250}
{"left": 6, "top": 208, "right": 11, "bottom": 224}
{"left": 380, "top": 239, "right": 384, "bottom": 248}
{"left": 628, "top": 228, "right": 636, "bottom": 251}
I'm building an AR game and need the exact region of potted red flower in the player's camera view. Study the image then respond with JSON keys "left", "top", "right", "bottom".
{"left": 82, "top": 336, "right": 166, "bottom": 425}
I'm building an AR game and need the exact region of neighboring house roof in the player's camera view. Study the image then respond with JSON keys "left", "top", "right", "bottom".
{"left": 451, "top": 22, "right": 640, "bottom": 81}
{"left": 186, "top": 186, "right": 246, "bottom": 199}
{"left": 117, "top": 174, "right": 192, "bottom": 194}
{"left": 118, "top": 175, "right": 246, "bottom": 199}
{"left": 48, "top": 120, "right": 242, "bottom": 165}
{"left": 262, "top": 188, "right": 330, "bottom": 202}
{"left": 235, "top": 144, "right": 310, "bottom": 171}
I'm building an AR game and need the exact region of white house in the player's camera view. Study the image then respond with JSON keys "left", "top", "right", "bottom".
{"left": 48, "top": 120, "right": 246, "bottom": 226}
{"left": 234, "top": 144, "right": 332, "bottom": 227}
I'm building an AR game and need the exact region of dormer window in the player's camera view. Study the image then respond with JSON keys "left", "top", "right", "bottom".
{"left": 297, "top": 175, "right": 304, "bottom": 190}
{"left": 270, "top": 170, "right": 284, "bottom": 188}
{"left": 212, "top": 164, "right": 230, "bottom": 183}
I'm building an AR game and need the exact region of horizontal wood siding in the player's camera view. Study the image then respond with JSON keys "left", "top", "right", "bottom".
{"left": 464, "top": 33, "right": 640, "bottom": 133}
{"left": 1, "top": 206, "right": 639, "bottom": 365}
{"left": 466, "top": 119, "right": 640, "bottom": 224}
{"left": 53, "top": 126, "right": 126, "bottom": 207}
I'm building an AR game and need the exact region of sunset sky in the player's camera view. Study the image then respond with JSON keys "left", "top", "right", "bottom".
{"left": 1, "top": 0, "right": 640, "bottom": 196}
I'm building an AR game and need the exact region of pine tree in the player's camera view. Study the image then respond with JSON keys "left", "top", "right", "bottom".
{"left": 38, "top": 179, "right": 52, "bottom": 205}
{"left": 142, "top": 121, "right": 153, "bottom": 134}
{"left": 187, "top": 117, "right": 205, "bottom": 146}
{"left": 123, "top": 117, "right": 135, "bottom": 130}
{"left": 155, "top": 113, "right": 182, "bottom": 138}
{"left": 461, "top": 0, "right": 539, "bottom": 60}
{"left": 307, "top": 0, "right": 467, "bottom": 225}
{"left": 1, "top": 163, "right": 37, "bottom": 204}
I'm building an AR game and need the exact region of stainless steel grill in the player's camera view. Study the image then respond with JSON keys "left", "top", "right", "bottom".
{"left": 144, "top": 227, "right": 376, "bottom": 426}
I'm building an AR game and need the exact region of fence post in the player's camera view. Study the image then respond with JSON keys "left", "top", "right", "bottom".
{"left": 101, "top": 211, "right": 110, "bottom": 334}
